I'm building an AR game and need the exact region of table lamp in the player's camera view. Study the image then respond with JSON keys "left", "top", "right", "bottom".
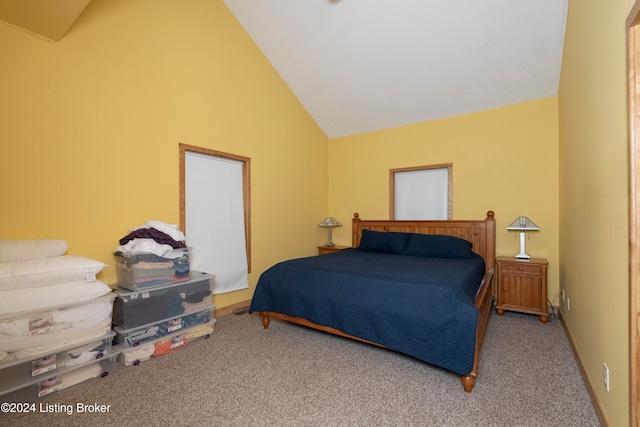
{"left": 318, "top": 217, "right": 342, "bottom": 247}
{"left": 507, "top": 216, "right": 539, "bottom": 259}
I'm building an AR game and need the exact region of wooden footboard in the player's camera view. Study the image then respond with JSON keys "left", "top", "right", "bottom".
{"left": 461, "top": 270, "right": 494, "bottom": 392}
{"left": 259, "top": 311, "right": 384, "bottom": 348}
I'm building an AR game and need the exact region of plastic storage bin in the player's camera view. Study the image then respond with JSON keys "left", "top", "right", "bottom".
{"left": 114, "top": 247, "right": 191, "bottom": 291}
{"left": 112, "top": 271, "right": 214, "bottom": 329}
{"left": 113, "top": 305, "right": 215, "bottom": 347}
{"left": 0, "top": 332, "right": 114, "bottom": 395}
{"left": 117, "top": 318, "right": 216, "bottom": 367}
{"left": 0, "top": 293, "right": 115, "bottom": 364}
{"left": 0, "top": 352, "right": 117, "bottom": 402}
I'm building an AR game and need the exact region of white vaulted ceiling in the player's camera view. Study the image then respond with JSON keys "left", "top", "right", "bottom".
{"left": 0, "top": 0, "right": 568, "bottom": 138}
{"left": 223, "top": 0, "right": 569, "bottom": 138}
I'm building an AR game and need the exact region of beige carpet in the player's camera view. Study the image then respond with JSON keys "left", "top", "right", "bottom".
{"left": 2, "top": 310, "right": 600, "bottom": 426}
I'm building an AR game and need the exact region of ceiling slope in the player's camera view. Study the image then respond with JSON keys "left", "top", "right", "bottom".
{"left": 224, "top": 0, "right": 569, "bottom": 138}
{"left": 0, "top": 0, "right": 91, "bottom": 42}
{"left": 0, "top": 1, "right": 568, "bottom": 138}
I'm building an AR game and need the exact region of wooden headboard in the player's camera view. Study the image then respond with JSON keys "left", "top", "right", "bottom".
{"left": 352, "top": 211, "right": 496, "bottom": 274}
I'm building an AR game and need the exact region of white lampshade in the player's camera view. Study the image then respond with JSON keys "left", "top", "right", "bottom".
{"left": 507, "top": 216, "right": 540, "bottom": 231}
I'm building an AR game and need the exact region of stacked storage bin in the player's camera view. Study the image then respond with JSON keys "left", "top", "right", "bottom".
{"left": 111, "top": 222, "right": 216, "bottom": 367}
{"left": 0, "top": 239, "right": 117, "bottom": 402}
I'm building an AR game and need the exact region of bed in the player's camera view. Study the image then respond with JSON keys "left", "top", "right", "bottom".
{"left": 249, "top": 211, "right": 496, "bottom": 392}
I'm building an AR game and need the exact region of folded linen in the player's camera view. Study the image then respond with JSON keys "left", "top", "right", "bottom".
{"left": 117, "top": 344, "right": 155, "bottom": 366}
{"left": 153, "top": 334, "right": 188, "bottom": 356}
{"left": 183, "top": 324, "right": 214, "bottom": 340}
{"left": 5, "top": 323, "right": 112, "bottom": 357}
{"left": 0, "top": 296, "right": 114, "bottom": 338}
{"left": 66, "top": 341, "right": 104, "bottom": 358}
{"left": 52, "top": 298, "right": 114, "bottom": 329}
{"left": 129, "top": 261, "right": 174, "bottom": 270}
{"left": 124, "top": 325, "right": 161, "bottom": 346}
{"left": 183, "top": 289, "right": 211, "bottom": 304}
{"left": 183, "top": 310, "right": 212, "bottom": 327}
{"left": 61, "top": 362, "right": 103, "bottom": 389}
{"left": 131, "top": 268, "right": 176, "bottom": 279}
{"left": 181, "top": 299, "right": 212, "bottom": 312}
{"left": 131, "top": 275, "right": 189, "bottom": 288}
{"left": 117, "top": 252, "right": 188, "bottom": 264}
{"left": 65, "top": 339, "right": 111, "bottom": 367}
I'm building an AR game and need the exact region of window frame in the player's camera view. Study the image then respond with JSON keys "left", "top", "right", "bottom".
{"left": 389, "top": 163, "right": 452, "bottom": 220}
{"left": 179, "top": 143, "right": 251, "bottom": 273}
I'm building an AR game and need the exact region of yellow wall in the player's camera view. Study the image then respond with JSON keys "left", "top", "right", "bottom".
{"left": 0, "top": 0, "right": 329, "bottom": 309}
{"left": 559, "top": 0, "right": 633, "bottom": 425}
{"left": 1, "top": 1, "right": 632, "bottom": 423}
{"left": 328, "top": 97, "right": 560, "bottom": 303}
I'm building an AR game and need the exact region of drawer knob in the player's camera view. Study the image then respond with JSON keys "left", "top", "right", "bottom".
{"left": 518, "top": 267, "right": 523, "bottom": 270}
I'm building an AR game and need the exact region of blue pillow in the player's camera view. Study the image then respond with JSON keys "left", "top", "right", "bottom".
{"left": 404, "top": 233, "right": 473, "bottom": 259}
{"left": 357, "top": 229, "right": 409, "bottom": 254}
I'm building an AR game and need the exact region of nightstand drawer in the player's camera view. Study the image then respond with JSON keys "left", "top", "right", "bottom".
{"left": 500, "top": 263, "right": 543, "bottom": 275}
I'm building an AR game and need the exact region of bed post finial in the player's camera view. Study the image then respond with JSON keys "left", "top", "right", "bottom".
{"left": 352, "top": 213, "right": 361, "bottom": 248}
{"left": 486, "top": 211, "right": 494, "bottom": 219}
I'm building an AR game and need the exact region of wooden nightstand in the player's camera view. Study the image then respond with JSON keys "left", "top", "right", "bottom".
{"left": 495, "top": 256, "right": 549, "bottom": 323}
{"left": 317, "top": 245, "right": 350, "bottom": 255}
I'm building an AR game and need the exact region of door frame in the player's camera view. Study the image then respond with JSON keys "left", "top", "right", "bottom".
{"left": 627, "top": 2, "right": 640, "bottom": 425}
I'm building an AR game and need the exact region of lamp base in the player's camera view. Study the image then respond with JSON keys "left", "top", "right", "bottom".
{"left": 515, "top": 231, "right": 530, "bottom": 260}
{"left": 324, "top": 228, "right": 335, "bottom": 247}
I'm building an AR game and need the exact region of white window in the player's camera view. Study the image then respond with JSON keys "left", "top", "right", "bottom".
{"left": 390, "top": 163, "right": 452, "bottom": 220}
{"left": 180, "top": 144, "right": 250, "bottom": 294}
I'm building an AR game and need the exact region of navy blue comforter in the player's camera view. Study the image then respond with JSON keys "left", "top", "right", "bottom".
{"left": 249, "top": 249, "right": 486, "bottom": 376}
